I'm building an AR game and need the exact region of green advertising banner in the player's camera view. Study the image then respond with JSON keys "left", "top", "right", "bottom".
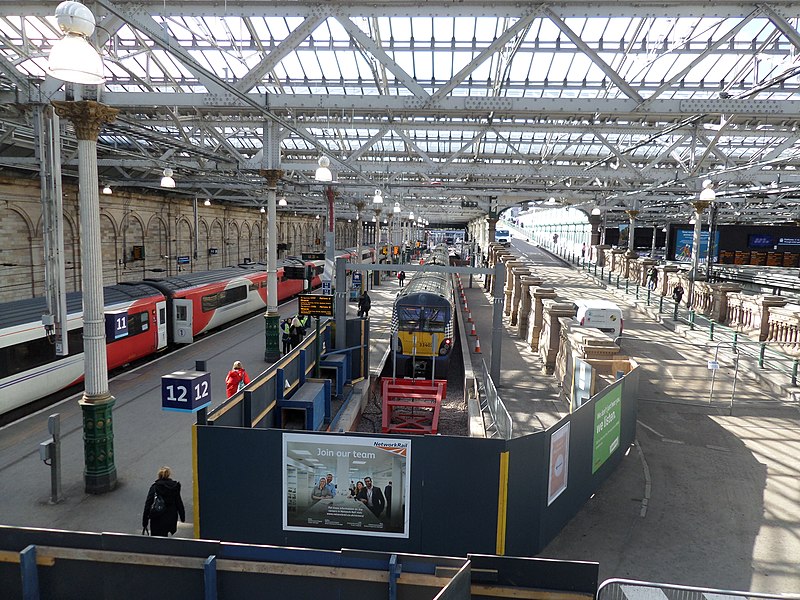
{"left": 592, "top": 384, "right": 622, "bottom": 473}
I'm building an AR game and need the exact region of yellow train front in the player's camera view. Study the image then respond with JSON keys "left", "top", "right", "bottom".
{"left": 390, "top": 249, "right": 455, "bottom": 378}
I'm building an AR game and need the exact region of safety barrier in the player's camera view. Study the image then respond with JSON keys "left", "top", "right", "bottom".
{"left": 597, "top": 578, "right": 797, "bottom": 600}
{"left": 479, "top": 359, "right": 513, "bottom": 440}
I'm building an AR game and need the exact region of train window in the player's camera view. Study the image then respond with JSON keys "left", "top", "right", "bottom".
{"left": 398, "top": 306, "right": 448, "bottom": 332}
{"left": 250, "top": 284, "right": 257, "bottom": 292}
{"left": 0, "top": 327, "right": 84, "bottom": 379}
{"left": 202, "top": 285, "right": 247, "bottom": 312}
{"left": 159, "top": 306, "right": 166, "bottom": 324}
{"left": 176, "top": 304, "right": 189, "bottom": 320}
{"left": 122, "top": 311, "right": 149, "bottom": 337}
{"left": 201, "top": 293, "right": 218, "bottom": 312}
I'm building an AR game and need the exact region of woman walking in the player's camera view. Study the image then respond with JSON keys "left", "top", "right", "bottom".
{"left": 142, "top": 466, "right": 186, "bottom": 537}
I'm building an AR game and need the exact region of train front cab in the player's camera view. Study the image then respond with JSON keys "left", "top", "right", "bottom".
{"left": 393, "top": 300, "right": 453, "bottom": 378}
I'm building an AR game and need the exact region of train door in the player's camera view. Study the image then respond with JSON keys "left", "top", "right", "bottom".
{"left": 173, "top": 299, "right": 194, "bottom": 344}
{"left": 155, "top": 301, "right": 168, "bottom": 349}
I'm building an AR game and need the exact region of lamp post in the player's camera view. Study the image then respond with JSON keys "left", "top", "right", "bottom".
{"left": 48, "top": 0, "right": 120, "bottom": 494}
{"left": 689, "top": 180, "right": 714, "bottom": 303}
{"left": 52, "top": 100, "right": 120, "bottom": 494}
{"left": 261, "top": 168, "right": 282, "bottom": 362}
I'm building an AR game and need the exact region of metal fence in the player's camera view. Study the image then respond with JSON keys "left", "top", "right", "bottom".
{"left": 479, "top": 359, "right": 513, "bottom": 440}
{"left": 577, "top": 258, "right": 800, "bottom": 396}
{"left": 598, "top": 578, "right": 800, "bottom": 600}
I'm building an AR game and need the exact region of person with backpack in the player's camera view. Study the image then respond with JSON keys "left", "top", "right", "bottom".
{"left": 142, "top": 466, "right": 185, "bottom": 537}
{"left": 397, "top": 271, "right": 406, "bottom": 287}
{"left": 672, "top": 282, "right": 684, "bottom": 305}
{"left": 290, "top": 315, "right": 303, "bottom": 349}
{"left": 357, "top": 290, "right": 372, "bottom": 319}
{"left": 225, "top": 361, "right": 250, "bottom": 397}
{"left": 647, "top": 266, "right": 658, "bottom": 290}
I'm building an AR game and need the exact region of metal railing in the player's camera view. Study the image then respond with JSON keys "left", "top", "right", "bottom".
{"left": 479, "top": 359, "right": 513, "bottom": 440}
{"left": 572, "top": 254, "right": 800, "bottom": 386}
{"left": 598, "top": 578, "right": 800, "bottom": 600}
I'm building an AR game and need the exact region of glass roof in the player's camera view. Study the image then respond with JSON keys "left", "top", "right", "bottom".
{"left": 0, "top": 2, "right": 799, "bottom": 225}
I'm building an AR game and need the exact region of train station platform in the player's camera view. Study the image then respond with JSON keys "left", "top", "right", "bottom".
{"left": 3, "top": 247, "right": 800, "bottom": 594}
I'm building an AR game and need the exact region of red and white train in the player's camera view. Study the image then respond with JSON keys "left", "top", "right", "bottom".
{"left": 0, "top": 250, "right": 373, "bottom": 418}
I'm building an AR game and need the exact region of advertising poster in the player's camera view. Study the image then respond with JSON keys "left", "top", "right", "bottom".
{"left": 672, "top": 229, "right": 719, "bottom": 262}
{"left": 283, "top": 433, "right": 410, "bottom": 538}
{"left": 547, "top": 422, "right": 570, "bottom": 505}
{"left": 592, "top": 385, "right": 622, "bottom": 473}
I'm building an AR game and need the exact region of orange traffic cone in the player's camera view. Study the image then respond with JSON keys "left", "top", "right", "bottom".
{"left": 470, "top": 323, "right": 477, "bottom": 336}
{"left": 474, "top": 337, "right": 482, "bottom": 353}
{"left": 467, "top": 311, "right": 473, "bottom": 323}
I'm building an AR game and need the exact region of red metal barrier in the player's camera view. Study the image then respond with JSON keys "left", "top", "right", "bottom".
{"left": 381, "top": 377, "right": 447, "bottom": 434}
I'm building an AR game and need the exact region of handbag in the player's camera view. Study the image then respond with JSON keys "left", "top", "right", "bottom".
{"left": 151, "top": 490, "right": 165, "bottom": 515}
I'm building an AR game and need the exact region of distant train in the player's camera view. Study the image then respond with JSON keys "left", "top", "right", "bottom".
{"left": 390, "top": 245, "right": 455, "bottom": 378}
{"left": 0, "top": 249, "right": 374, "bottom": 417}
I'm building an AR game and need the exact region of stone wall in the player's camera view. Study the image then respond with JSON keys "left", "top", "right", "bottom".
{"left": 0, "top": 176, "right": 358, "bottom": 302}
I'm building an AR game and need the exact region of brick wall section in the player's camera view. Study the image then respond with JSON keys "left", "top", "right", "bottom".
{"left": 0, "top": 175, "right": 359, "bottom": 303}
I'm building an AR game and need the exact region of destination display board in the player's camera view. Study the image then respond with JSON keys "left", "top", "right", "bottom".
{"left": 750, "top": 251, "right": 767, "bottom": 266}
{"left": 298, "top": 294, "right": 335, "bottom": 317}
{"left": 718, "top": 250, "right": 735, "bottom": 264}
{"left": 784, "top": 253, "right": 800, "bottom": 267}
{"left": 767, "top": 252, "right": 783, "bottom": 266}
{"left": 733, "top": 251, "right": 750, "bottom": 265}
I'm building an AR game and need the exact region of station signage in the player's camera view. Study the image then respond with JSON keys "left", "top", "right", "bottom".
{"left": 779, "top": 237, "right": 800, "bottom": 246}
{"left": 298, "top": 294, "right": 335, "bottom": 317}
{"left": 161, "top": 370, "right": 212, "bottom": 412}
{"left": 105, "top": 310, "right": 129, "bottom": 341}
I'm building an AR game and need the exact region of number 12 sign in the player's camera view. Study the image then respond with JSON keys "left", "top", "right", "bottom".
{"left": 161, "top": 370, "right": 212, "bottom": 412}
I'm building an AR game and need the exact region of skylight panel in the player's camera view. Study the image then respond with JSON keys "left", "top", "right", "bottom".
{"left": 415, "top": 49, "right": 433, "bottom": 81}
{"left": 297, "top": 50, "right": 324, "bottom": 80}
{"left": 411, "top": 17, "right": 434, "bottom": 42}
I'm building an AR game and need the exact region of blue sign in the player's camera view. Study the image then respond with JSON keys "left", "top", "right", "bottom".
{"left": 321, "top": 279, "right": 332, "bottom": 295}
{"left": 352, "top": 272, "right": 362, "bottom": 286}
{"left": 779, "top": 237, "right": 800, "bottom": 246}
{"left": 748, "top": 234, "right": 774, "bottom": 248}
{"left": 161, "top": 370, "right": 212, "bottom": 412}
{"left": 105, "top": 310, "right": 129, "bottom": 341}
{"left": 177, "top": 255, "right": 191, "bottom": 264}
{"left": 673, "top": 229, "right": 720, "bottom": 262}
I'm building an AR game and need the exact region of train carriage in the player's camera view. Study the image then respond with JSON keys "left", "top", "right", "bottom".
{"left": 390, "top": 246, "right": 455, "bottom": 378}
{"left": 0, "top": 284, "right": 167, "bottom": 416}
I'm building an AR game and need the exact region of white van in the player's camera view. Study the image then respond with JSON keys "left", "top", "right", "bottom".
{"left": 574, "top": 300, "right": 624, "bottom": 340}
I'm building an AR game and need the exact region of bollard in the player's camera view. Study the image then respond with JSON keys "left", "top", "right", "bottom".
{"left": 625, "top": 278, "right": 629, "bottom": 293}
{"left": 733, "top": 331, "right": 738, "bottom": 351}
{"left": 673, "top": 300, "right": 679, "bottom": 321}
{"left": 615, "top": 273, "right": 620, "bottom": 288}
{"left": 793, "top": 359, "right": 798, "bottom": 386}
{"left": 646, "top": 288, "right": 651, "bottom": 306}
{"left": 709, "top": 320, "right": 715, "bottom": 341}
{"left": 758, "top": 342, "right": 766, "bottom": 368}
{"left": 689, "top": 310, "right": 695, "bottom": 330}
{"left": 658, "top": 295, "right": 664, "bottom": 313}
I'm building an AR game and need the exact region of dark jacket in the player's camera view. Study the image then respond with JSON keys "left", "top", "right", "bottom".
{"left": 358, "top": 293, "right": 371, "bottom": 314}
{"left": 142, "top": 478, "right": 185, "bottom": 536}
{"left": 356, "top": 485, "right": 385, "bottom": 517}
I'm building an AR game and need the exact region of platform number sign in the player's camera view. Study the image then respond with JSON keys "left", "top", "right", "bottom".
{"left": 161, "top": 370, "right": 212, "bottom": 412}
{"left": 105, "top": 310, "right": 129, "bottom": 341}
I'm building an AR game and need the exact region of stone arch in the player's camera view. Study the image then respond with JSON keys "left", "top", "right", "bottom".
{"left": 145, "top": 215, "right": 169, "bottom": 276}
{"left": 241, "top": 222, "right": 252, "bottom": 262}
{"left": 1, "top": 207, "right": 35, "bottom": 302}
{"left": 199, "top": 220, "right": 210, "bottom": 270}
{"left": 120, "top": 212, "right": 146, "bottom": 282}
{"left": 176, "top": 216, "right": 193, "bottom": 273}
{"left": 227, "top": 220, "right": 241, "bottom": 265}
{"left": 99, "top": 212, "right": 119, "bottom": 285}
{"left": 209, "top": 219, "right": 224, "bottom": 269}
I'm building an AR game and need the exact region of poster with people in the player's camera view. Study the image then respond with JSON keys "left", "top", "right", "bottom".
{"left": 282, "top": 433, "right": 410, "bottom": 538}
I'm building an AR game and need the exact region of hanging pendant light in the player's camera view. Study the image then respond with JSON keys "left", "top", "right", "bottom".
{"left": 47, "top": 1, "right": 105, "bottom": 85}
{"left": 160, "top": 168, "right": 176, "bottom": 188}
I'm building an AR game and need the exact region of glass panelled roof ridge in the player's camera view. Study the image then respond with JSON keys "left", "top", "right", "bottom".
{"left": 2, "top": 2, "right": 800, "bottom": 226}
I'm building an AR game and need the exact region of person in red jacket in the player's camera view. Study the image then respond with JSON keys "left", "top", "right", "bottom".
{"left": 225, "top": 360, "right": 250, "bottom": 397}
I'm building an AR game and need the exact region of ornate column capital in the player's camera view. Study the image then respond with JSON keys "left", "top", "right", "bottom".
{"left": 259, "top": 168, "right": 284, "bottom": 189}
{"left": 625, "top": 209, "right": 639, "bottom": 220}
{"left": 691, "top": 200, "right": 710, "bottom": 213}
{"left": 51, "top": 100, "right": 118, "bottom": 141}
